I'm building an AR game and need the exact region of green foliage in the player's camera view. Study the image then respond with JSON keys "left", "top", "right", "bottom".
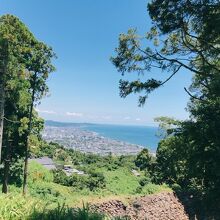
{"left": 0, "top": 159, "right": 23, "bottom": 186}
{"left": 154, "top": 117, "right": 181, "bottom": 138}
{"left": 0, "top": 193, "right": 105, "bottom": 220}
{"left": 0, "top": 14, "right": 55, "bottom": 194}
{"left": 141, "top": 183, "right": 169, "bottom": 195}
{"left": 135, "top": 149, "right": 152, "bottom": 171}
{"left": 36, "top": 142, "right": 60, "bottom": 158}
{"left": 68, "top": 174, "right": 88, "bottom": 190}
{"left": 138, "top": 176, "right": 151, "bottom": 187}
{"left": 0, "top": 193, "right": 41, "bottom": 220}
{"left": 87, "top": 170, "right": 106, "bottom": 191}
{"left": 104, "top": 168, "right": 140, "bottom": 195}
{"left": 154, "top": 117, "right": 220, "bottom": 215}
{"left": 37, "top": 142, "right": 136, "bottom": 173}
{"left": 112, "top": 0, "right": 220, "bottom": 215}
{"left": 53, "top": 169, "right": 106, "bottom": 191}
{"left": 73, "top": 203, "right": 105, "bottom": 220}
{"left": 53, "top": 169, "right": 70, "bottom": 186}
{"left": 154, "top": 135, "right": 188, "bottom": 185}
{"left": 30, "top": 182, "right": 67, "bottom": 204}
{"left": 0, "top": 139, "right": 171, "bottom": 218}
{"left": 37, "top": 142, "right": 169, "bottom": 197}
{"left": 30, "top": 203, "right": 105, "bottom": 220}
{"left": 29, "top": 161, "right": 54, "bottom": 184}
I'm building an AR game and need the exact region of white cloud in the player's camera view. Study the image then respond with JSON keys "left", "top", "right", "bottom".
{"left": 136, "top": 118, "right": 141, "bottom": 121}
{"left": 35, "top": 108, "right": 57, "bottom": 114}
{"left": 66, "top": 112, "right": 83, "bottom": 117}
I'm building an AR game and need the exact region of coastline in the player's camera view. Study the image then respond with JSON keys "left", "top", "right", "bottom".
{"left": 43, "top": 126, "right": 144, "bottom": 155}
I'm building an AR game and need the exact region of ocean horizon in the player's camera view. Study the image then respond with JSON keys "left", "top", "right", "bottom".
{"left": 45, "top": 121, "right": 161, "bottom": 152}
{"left": 82, "top": 123, "right": 160, "bottom": 152}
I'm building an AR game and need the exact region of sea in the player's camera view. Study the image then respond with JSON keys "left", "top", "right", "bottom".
{"left": 82, "top": 124, "right": 160, "bottom": 152}
{"left": 45, "top": 120, "right": 161, "bottom": 153}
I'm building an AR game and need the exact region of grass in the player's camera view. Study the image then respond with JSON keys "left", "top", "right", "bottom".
{"left": 26, "top": 167, "right": 169, "bottom": 208}
{"left": 0, "top": 158, "right": 171, "bottom": 219}
{"left": 0, "top": 193, "right": 129, "bottom": 220}
{"left": 0, "top": 193, "right": 42, "bottom": 220}
{"left": 26, "top": 162, "right": 170, "bottom": 206}
{"left": 0, "top": 193, "right": 103, "bottom": 220}
{"left": 104, "top": 168, "right": 140, "bottom": 195}
{"left": 2, "top": 178, "right": 170, "bottom": 213}
{"left": 29, "top": 203, "right": 105, "bottom": 220}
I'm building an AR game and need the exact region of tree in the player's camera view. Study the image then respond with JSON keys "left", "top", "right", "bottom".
{"left": 22, "top": 41, "right": 55, "bottom": 196}
{"left": 135, "top": 149, "right": 152, "bottom": 171}
{"left": 111, "top": 0, "right": 220, "bottom": 106}
{"left": 1, "top": 66, "right": 44, "bottom": 193}
{"left": 0, "top": 15, "right": 36, "bottom": 162}
{"left": 2, "top": 110, "right": 44, "bottom": 193}
{"left": 0, "top": 15, "right": 38, "bottom": 194}
{"left": 111, "top": 0, "right": 220, "bottom": 214}
{"left": 0, "top": 15, "right": 55, "bottom": 194}
{"left": 1, "top": 71, "right": 30, "bottom": 193}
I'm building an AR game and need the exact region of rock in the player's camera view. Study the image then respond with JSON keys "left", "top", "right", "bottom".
{"left": 94, "top": 192, "right": 190, "bottom": 220}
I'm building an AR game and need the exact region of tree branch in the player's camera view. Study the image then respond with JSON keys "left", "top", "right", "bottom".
{"left": 4, "top": 117, "right": 20, "bottom": 124}
{"left": 160, "top": 65, "right": 182, "bottom": 86}
{"left": 184, "top": 87, "right": 206, "bottom": 102}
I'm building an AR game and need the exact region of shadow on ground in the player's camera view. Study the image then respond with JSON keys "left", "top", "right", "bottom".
{"left": 175, "top": 191, "right": 220, "bottom": 220}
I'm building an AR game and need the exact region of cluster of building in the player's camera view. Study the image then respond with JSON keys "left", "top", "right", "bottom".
{"left": 30, "top": 156, "right": 85, "bottom": 176}
{"left": 30, "top": 156, "right": 140, "bottom": 177}
{"left": 63, "top": 165, "right": 85, "bottom": 176}
{"left": 42, "top": 126, "right": 143, "bottom": 155}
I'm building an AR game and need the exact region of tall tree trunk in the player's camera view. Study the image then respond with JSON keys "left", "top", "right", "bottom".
{"left": 22, "top": 73, "right": 36, "bottom": 196}
{"left": 0, "top": 41, "right": 8, "bottom": 163}
{"left": 2, "top": 127, "right": 12, "bottom": 194}
{"left": 22, "top": 137, "right": 29, "bottom": 196}
{"left": 2, "top": 159, "right": 10, "bottom": 193}
{"left": 2, "top": 139, "right": 11, "bottom": 193}
{"left": 0, "top": 78, "right": 5, "bottom": 163}
{"left": 22, "top": 101, "right": 34, "bottom": 196}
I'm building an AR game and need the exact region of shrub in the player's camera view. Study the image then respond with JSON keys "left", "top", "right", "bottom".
{"left": 135, "top": 149, "right": 152, "bottom": 171}
{"left": 53, "top": 169, "right": 69, "bottom": 186}
{"left": 29, "top": 203, "right": 105, "bottom": 220}
{"left": 135, "top": 186, "right": 142, "bottom": 194}
{"left": 29, "top": 182, "right": 68, "bottom": 204}
{"left": 86, "top": 170, "right": 106, "bottom": 191}
{"left": 0, "top": 193, "right": 41, "bottom": 220}
{"left": 29, "top": 161, "right": 54, "bottom": 184}
{"left": 142, "top": 183, "right": 169, "bottom": 195}
{"left": 0, "top": 159, "right": 23, "bottom": 186}
{"left": 171, "top": 183, "right": 182, "bottom": 192}
{"left": 53, "top": 169, "right": 106, "bottom": 191}
{"left": 68, "top": 174, "right": 88, "bottom": 190}
{"left": 138, "top": 176, "right": 151, "bottom": 187}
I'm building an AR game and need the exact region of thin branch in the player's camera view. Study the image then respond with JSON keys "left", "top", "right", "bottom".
{"left": 185, "top": 31, "right": 220, "bottom": 51}
{"left": 184, "top": 87, "right": 206, "bottom": 102}
{"left": 200, "top": 81, "right": 210, "bottom": 90}
{"left": 155, "top": 51, "right": 204, "bottom": 75}
{"left": 181, "top": 31, "right": 220, "bottom": 73}
{"left": 4, "top": 117, "right": 20, "bottom": 124}
{"left": 160, "top": 65, "right": 182, "bottom": 86}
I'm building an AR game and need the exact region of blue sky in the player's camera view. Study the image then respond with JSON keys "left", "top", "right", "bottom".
{"left": 1, "top": 0, "right": 192, "bottom": 125}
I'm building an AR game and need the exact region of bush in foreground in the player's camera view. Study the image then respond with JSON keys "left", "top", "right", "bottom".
{"left": 0, "top": 193, "right": 41, "bottom": 220}
{"left": 29, "top": 203, "right": 105, "bottom": 220}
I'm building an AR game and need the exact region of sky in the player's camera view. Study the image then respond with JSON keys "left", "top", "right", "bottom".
{"left": 0, "top": 0, "right": 192, "bottom": 126}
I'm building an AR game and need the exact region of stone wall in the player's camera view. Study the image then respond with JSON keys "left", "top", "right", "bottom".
{"left": 95, "top": 192, "right": 191, "bottom": 220}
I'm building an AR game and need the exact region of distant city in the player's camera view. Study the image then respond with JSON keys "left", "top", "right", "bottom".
{"left": 43, "top": 126, "right": 143, "bottom": 155}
